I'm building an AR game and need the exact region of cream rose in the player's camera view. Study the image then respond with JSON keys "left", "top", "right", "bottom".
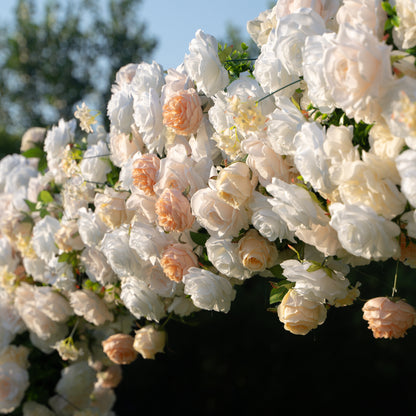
{"left": 216, "top": 162, "right": 257, "bottom": 208}
{"left": 238, "top": 229, "right": 279, "bottom": 273}
{"left": 191, "top": 187, "right": 250, "bottom": 238}
{"left": 133, "top": 325, "right": 166, "bottom": 359}
{"left": 277, "top": 289, "right": 327, "bottom": 335}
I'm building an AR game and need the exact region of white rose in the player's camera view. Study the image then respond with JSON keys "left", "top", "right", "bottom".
{"left": 249, "top": 191, "right": 296, "bottom": 242}
{"left": 369, "top": 122, "right": 405, "bottom": 160}
{"left": 80, "top": 141, "right": 112, "bottom": 184}
{"left": 183, "top": 267, "right": 236, "bottom": 313}
{"left": 402, "top": 211, "right": 416, "bottom": 239}
{"left": 167, "top": 294, "right": 200, "bottom": 317}
{"left": 321, "top": 23, "right": 393, "bottom": 123}
{"left": 120, "top": 276, "right": 166, "bottom": 322}
{"left": 130, "top": 60, "right": 165, "bottom": 99}
{"left": 273, "top": 8, "right": 326, "bottom": 77}
{"left": 294, "top": 121, "right": 334, "bottom": 195}
{"left": 247, "top": 4, "right": 277, "bottom": 47}
{"left": 329, "top": 202, "right": 401, "bottom": 260}
{"left": 62, "top": 176, "right": 95, "bottom": 219}
{"left": 69, "top": 289, "right": 113, "bottom": 326}
{"left": 191, "top": 187, "right": 249, "bottom": 238}
{"left": 49, "top": 361, "right": 96, "bottom": 414}
{"left": 81, "top": 247, "right": 118, "bottom": 286}
{"left": 336, "top": 0, "right": 387, "bottom": 39}
{"left": 266, "top": 178, "right": 328, "bottom": 232}
{"left": 107, "top": 85, "right": 134, "bottom": 134}
{"left": 0, "top": 154, "right": 28, "bottom": 192}
{"left": 253, "top": 29, "right": 300, "bottom": 102}
{"left": 0, "top": 237, "right": 19, "bottom": 272}
{"left": 206, "top": 236, "right": 252, "bottom": 280}
{"left": 380, "top": 76, "right": 416, "bottom": 150}
{"left": 114, "top": 63, "right": 138, "bottom": 88}
{"left": 161, "top": 65, "right": 194, "bottom": 105}
{"left": 0, "top": 289, "right": 25, "bottom": 337}
{"left": 32, "top": 216, "right": 61, "bottom": 264}
{"left": 0, "top": 363, "right": 29, "bottom": 414}
{"left": 184, "top": 29, "right": 229, "bottom": 97}
{"left": 396, "top": 149, "right": 416, "bottom": 207}
{"left": 76, "top": 207, "right": 107, "bottom": 248}
{"left": 133, "top": 88, "right": 165, "bottom": 154}
{"left": 100, "top": 226, "right": 143, "bottom": 278}
{"left": 108, "top": 127, "right": 144, "bottom": 168}
{"left": 22, "top": 401, "right": 56, "bottom": 416}
{"left": 281, "top": 259, "right": 350, "bottom": 304}
{"left": 265, "top": 96, "right": 305, "bottom": 156}
{"left": 393, "top": 0, "right": 416, "bottom": 49}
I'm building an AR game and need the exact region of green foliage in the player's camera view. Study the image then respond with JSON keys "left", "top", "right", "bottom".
{"left": 0, "top": 0, "right": 157, "bottom": 138}
{"left": 190, "top": 230, "right": 210, "bottom": 247}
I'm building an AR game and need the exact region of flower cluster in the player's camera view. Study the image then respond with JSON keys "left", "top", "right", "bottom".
{"left": 1, "top": 0, "right": 416, "bottom": 413}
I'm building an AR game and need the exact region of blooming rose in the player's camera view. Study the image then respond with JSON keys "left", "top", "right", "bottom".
{"left": 160, "top": 243, "right": 198, "bottom": 282}
{"left": 277, "top": 289, "right": 327, "bottom": 335}
{"left": 396, "top": 149, "right": 416, "bottom": 208}
{"left": 69, "top": 289, "right": 113, "bottom": 326}
{"left": 392, "top": 0, "right": 416, "bottom": 49}
{"left": 238, "top": 229, "right": 279, "bottom": 273}
{"left": 266, "top": 178, "right": 328, "bottom": 232}
{"left": 130, "top": 60, "right": 165, "bottom": 98}
{"left": 183, "top": 30, "right": 229, "bottom": 97}
{"left": 191, "top": 187, "right": 250, "bottom": 238}
{"left": 242, "top": 136, "right": 294, "bottom": 187}
{"left": 80, "top": 247, "right": 118, "bottom": 286}
{"left": 131, "top": 153, "right": 160, "bottom": 196}
{"left": 22, "top": 401, "right": 56, "bottom": 416}
{"left": 281, "top": 259, "right": 350, "bottom": 305}
{"left": 94, "top": 187, "right": 133, "bottom": 229}
{"left": 161, "top": 66, "right": 194, "bottom": 105}
{"left": 216, "top": 162, "right": 257, "bottom": 208}
{"left": 79, "top": 140, "right": 112, "bottom": 184}
{"left": 107, "top": 85, "right": 134, "bottom": 134}
{"left": 155, "top": 188, "right": 194, "bottom": 232}
{"left": 247, "top": 4, "right": 277, "bottom": 47}
{"left": 249, "top": 192, "right": 296, "bottom": 243}
{"left": 54, "top": 219, "right": 84, "bottom": 253}
{"left": 102, "top": 334, "right": 138, "bottom": 365}
{"left": 108, "top": 128, "right": 144, "bottom": 168}
{"left": 329, "top": 203, "right": 401, "bottom": 260}
{"left": 183, "top": 267, "right": 236, "bottom": 313}
{"left": 320, "top": 23, "right": 393, "bottom": 123}
{"left": 97, "top": 365, "right": 123, "bottom": 389}
{"left": 162, "top": 89, "right": 203, "bottom": 135}
{"left": 20, "top": 127, "right": 46, "bottom": 153}
{"left": 77, "top": 207, "right": 107, "bottom": 248}
{"left": 0, "top": 362, "right": 29, "bottom": 413}
{"left": 133, "top": 325, "right": 166, "bottom": 359}
{"left": 120, "top": 276, "right": 166, "bottom": 322}
{"left": 362, "top": 297, "right": 416, "bottom": 339}
{"left": 206, "top": 236, "right": 252, "bottom": 280}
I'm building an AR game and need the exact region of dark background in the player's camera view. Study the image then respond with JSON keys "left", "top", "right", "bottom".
{"left": 114, "top": 265, "right": 416, "bottom": 415}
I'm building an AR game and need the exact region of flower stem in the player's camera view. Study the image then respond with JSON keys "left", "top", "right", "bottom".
{"left": 256, "top": 79, "right": 302, "bottom": 104}
{"left": 391, "top": 260, "right": 400, "bottom": 297}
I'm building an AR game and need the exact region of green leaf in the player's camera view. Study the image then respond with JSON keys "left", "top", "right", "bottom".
{"left": 381, "top": 1, "right": 394, "bottom": 14}
{"left": 307, "top": 263, "right": 323, "bottom": 273}
{"left": 268, "top": 265, "right": 283, "bottom": 279}
{"left": 22, "top": 147, "right": 44, "bottom": 159}
{"left": 24, "top": 199, "right": 38, "bottom": 212}
{"left": 38, "top": 190, "right": 54, "bottom": 203}
{"left": 190, "top": 230, "right": 210, "bottom": 246}
{"left": 269, "top": 284, "right": 294, "bottom": 304}
{"left": 58, "top": 252, "right": 71, "bottom": 263}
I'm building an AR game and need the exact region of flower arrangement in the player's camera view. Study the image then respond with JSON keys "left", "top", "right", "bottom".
{"left": 0, "top": 0, "right": 416, "bottom": 414}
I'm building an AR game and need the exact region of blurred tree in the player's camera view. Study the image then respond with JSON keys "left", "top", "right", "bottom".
{"left": 0, "top": 0, "right": 157, "bottom": 146}
{"left": 222, "top": 21, "right": 259, "bottom": 58}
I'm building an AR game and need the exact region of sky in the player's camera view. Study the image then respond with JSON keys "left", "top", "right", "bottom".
{"left": 0, "top": 0, "right": 272, "bottom": 70}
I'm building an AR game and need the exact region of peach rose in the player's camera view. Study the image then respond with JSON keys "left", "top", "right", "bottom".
{"left": 277, "top": 289, "right": 327, "bottom": 335}
{"left": 131, "top": 153, "right": 160, "bottom": 196}
{"left": 133, "top": 325, "right": 166, "bottom": 359}
{"left": 362, "top": 297, "right": 416, "bottom": 339}
{"left": 160, "top": 243, "right": 199, "bottom": 282}
{"left": 238, "top": 228, "right": 279, "bottom": 272}
{"left": 163, "top": 89, "right": 203, "bottom": 136}
{"left": 155, "top": 188, "right": 194, "bottom": 232}
{"left": 102, "top": 333, "right": 138, "bottom": 365}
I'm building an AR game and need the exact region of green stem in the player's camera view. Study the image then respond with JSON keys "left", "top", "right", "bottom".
{"left": 391, "top": 260, "right": 400, "bottom": 297}
{"left": 256, "top": 79, "right": 302, "bottom": 104}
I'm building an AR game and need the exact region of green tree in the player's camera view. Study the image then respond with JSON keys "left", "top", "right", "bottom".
{"left": 0, "top": 0, "right": 157, "bottom": 152}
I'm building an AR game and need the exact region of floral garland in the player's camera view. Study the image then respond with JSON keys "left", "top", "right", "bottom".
{"left": 1, "top": 0, "right": 416, "bottom": 414}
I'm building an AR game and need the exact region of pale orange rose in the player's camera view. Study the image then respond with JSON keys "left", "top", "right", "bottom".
{"left": 162, "top": 89, "right": 203, "bottom": 135}
{"left": 155, "top": 188, "right": 194, "bottom": 232}
{"left": 102, "top": 333, "right": 138, "bottom": 365}
{"left": 160, "top": 243, "right": 199, "bottom": 282}
{"left": 132, "top": 153, "right": 160, "bottom": 196}
{"left": 277, "top": 289, "right": 327, "bottom": 335}
{"left": 362, "top": 297, "right": 416, "bottom": 339}
{"left": 238, "top": 228, "right": 278, "bottom": 272}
